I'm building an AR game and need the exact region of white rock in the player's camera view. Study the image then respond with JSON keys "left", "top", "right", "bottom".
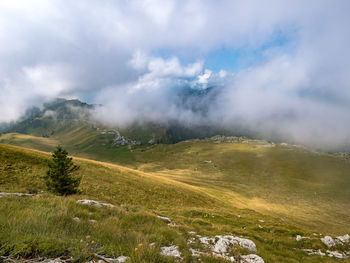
{"left": 160, "top": 245, "right": 182, "bottom": 259}
{"left": 240, "top": 254, "right": 265, "bottom": 263}
{"left": 89, "top": 219, "right": 97, "bottom": 224}
{"left": 73, "top": 217, "right": 80, "bottom": 222}
{"left": 230, "top": 236, "right": 257, "bottom": 252}
{"left": 321, "top": 236, "right": 336, "bottom": 248}
{"left": 188, "top": 231, "right": 197, "bottom": 235}
{"left": 157, "top": 215, "right": 172, "bottom": 224}
{"left": 0, "top": 192, "right": 34, "bottom": 197}
{"left": 189, "top": 248, "right": 207, "bottom": 257}
{"left": 187, "top": 237, "right": 196, "bottom": 244}
{"left": 157, "top": 215, "right": 176, "bottom": 226}
{"left": 76, "top": 199, "right": 114, "bottom": 208}
{"left": 327, "top": 250, "right": 347, "bottom": 259}
{"left": 96, "top": 255, "right": 129, "bottom": 263}
{"left": 116, "top": 256, "right": 129, "bottom": 262}
{"left": 336, "top": 234, "right": 350, "bottom": 244}
{"left": 199, "top": 236, "right": 215, "bottom": 246}
{"left": 200, "top": 235, "right": 257, "bottom": 253}
{"left": 303, "top": 249, "right": 326, "bottom": 256}
{"left": 296, "top": 235, "right": 309, "bottom": 241}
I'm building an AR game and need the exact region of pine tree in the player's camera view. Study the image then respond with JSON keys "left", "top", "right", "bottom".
{"left": 45, "top": 145, "right": 81, "bottom": 195}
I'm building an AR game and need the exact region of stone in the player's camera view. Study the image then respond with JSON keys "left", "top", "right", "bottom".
{"left": 73, "top": 217, "right": 80, "bottom": 222}
{"left": 303, "top": 249, "right": 326, "bottom": 256}
{"left": 116, "top": 256, "right": 129, "bottom": 262}
{"left": 76, "top": 199, "right": 114, "bottom": 208}
{"left": 160, "top": 245, "right": 181, "bottom": 259}
{"left": 296, "top": 235, "right": 309, "bottom": 241}
{"left": 321, "top": 236, "right": 335, "bottom": 248}
{"left": 336, "top": 234, "right": 350, "bottom": 244}
{"left": 199, "top": 235, "right": 257, "bottom": 253}
{"left": 326, "top": 250, "right": 347, "bottom": 259}
{"left": 157, "top": 215, "right": 176, "bottom": 226}
{"left": 0, "top": 192, "right": 34, "bottom": 197}
{"left": 240, "top": 254, "right": 265, "bottom": 263}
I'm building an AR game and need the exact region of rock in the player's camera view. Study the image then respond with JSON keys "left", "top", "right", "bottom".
{"left": 296, "top": 235, "right": 309, "bottom": 241}
{"left": 116, "top": 256, "right": 129, "bottom": 262}
{"left": 188, "top": 231, "right": 197, "bottom": 235}
{"left": 160, "top": 245, "right": 182, "bottom": 259}
{"left": 76, "top": 199, "right": 114, "bottom": 208}
{"left": 189, "top": 248, "right": 206, "bottom": 257}
{"left": 336, "top": 234, "right": 350, "bottom": 244}
{"left": 199, "top": 236, "right": 215, "bottom": 246}
{"left": 157, "top": 215, "right": 172, "bottom": 224}
{"left": 240, "top": 254, "right": 265, "bottom": 263}
{"left": 303, "top": 249, "right": 326, "bottom": 256}
{"left": 0, "top": 192, "right": 34, "bottom": 197}
{"left": 321, "top": 236, "right": 336, "bottom": 248}
{"left": 89, "top": 219, "right": 97, "bottom": 223}
{"left": 200, "top": 235, "right": 257, "bottom": 253}
{"left": 95, "top": 254, "right": 129, "bottom": 263}
{"left": 157, "top": 215, "right": 176, "bottom": 226}
{"left": 187, "top": 237, "right": 196, "bottom": 244}
{"left": 327, "top": 250, "right": 347, "bottom": 259}
{"left": 258, "top": 220, "right": 264, "bottom": 223}
{"left": 73, "top": 217, "right": 80, "bottom": 222}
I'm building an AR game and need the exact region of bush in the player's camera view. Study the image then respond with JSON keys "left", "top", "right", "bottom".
{"left": 44, "top": 145, "right": 81, "bottom": 195}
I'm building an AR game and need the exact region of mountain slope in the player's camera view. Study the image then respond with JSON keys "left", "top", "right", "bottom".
{"left": 1, "top": 143, "right": 349, "bottom": 262}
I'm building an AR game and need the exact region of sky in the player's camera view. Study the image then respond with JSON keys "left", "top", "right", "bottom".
{"left": 0, "top": 0, "right": 350, "bottom": 150}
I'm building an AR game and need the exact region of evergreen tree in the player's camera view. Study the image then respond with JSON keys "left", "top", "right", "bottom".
{"left": 45, "top": 145, "right": 81, "bottom": 195}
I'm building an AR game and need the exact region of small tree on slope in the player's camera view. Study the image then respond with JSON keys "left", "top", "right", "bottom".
{"left": 45, "top": 145, "right": 81, "bottom": 195}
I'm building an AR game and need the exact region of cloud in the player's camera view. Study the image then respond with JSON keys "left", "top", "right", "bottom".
{"left": 0, "top": 0, "right": 350, "bottom": 150}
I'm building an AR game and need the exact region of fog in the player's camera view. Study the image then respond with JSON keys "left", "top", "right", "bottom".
{"left": 1, "top": 0, "right": 350, "bottom": 150}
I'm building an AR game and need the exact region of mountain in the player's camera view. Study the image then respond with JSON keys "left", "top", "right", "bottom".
{"left": 3, "top": 97, "right": 234, "bottom": 145}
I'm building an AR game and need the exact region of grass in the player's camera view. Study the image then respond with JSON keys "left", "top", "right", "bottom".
{"left": 1, "top": 143, "right": 350, "bottom": 262}
{"left": 0, "top": 136, "right": 350, "bottom": 262}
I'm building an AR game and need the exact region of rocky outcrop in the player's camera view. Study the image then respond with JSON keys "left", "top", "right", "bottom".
{"left": 191, "top": 234, "right": 263, "bottom": 262}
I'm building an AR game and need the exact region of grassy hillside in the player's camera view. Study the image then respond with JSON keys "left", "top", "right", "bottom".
{"left": 1, "top": 144, "right": 350, "bottom": 262}
{"left": 1, "top": 132, "right": 350, "bottom": 234}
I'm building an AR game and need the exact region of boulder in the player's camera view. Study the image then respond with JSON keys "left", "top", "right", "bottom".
{"left": 321, "top": 236, "right": 335, "bottom": 248}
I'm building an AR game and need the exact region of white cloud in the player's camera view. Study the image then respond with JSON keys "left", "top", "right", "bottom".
{"left": 197, "top": 69, "right": 212, "bottom": 85}
{"left": 1, "top": 0, "right": 350, "bottom": 149}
